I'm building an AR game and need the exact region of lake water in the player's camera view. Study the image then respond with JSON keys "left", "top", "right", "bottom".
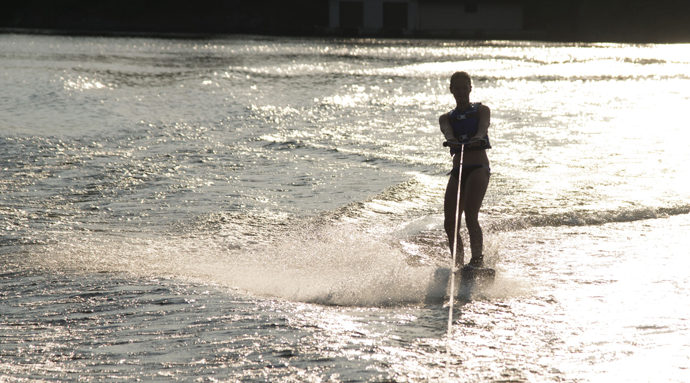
{"left": 1, "top": 34, "right": 690, "bottom": 382}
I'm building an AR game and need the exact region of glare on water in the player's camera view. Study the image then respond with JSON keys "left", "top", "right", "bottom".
{"left": 1, "top": 35, "right": 690, "bottom": 382}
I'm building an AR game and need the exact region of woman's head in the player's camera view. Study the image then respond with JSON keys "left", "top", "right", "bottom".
{"left": 450, "top": 71, "right": 472, "bottom": 104}
{"left": 450, "top": 71, "right": 472, "bottom": 88}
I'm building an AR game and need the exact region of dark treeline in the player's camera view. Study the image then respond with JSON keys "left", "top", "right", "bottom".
{"left": 0, "top": 0, "right": 330, "bottom": 36}
{"left": 1, "top": 0, "right": 689, "bottom": 43}
{"left": 525, "top": 0, "right": 690, "bottom": 43}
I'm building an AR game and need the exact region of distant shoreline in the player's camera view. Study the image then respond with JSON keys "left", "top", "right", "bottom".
{"left": 2, "top": 27, "right": 685, "bottom": 45}
{"left": 2, "top": 0, "right": 690, "bottom": 44}
{"left": 0, "top": 27, "right": 225, "bottom": 40}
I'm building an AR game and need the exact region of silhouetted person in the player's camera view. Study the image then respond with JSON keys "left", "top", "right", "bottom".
{"left": 439, "top": 71, "right": 491, "bottom": 269}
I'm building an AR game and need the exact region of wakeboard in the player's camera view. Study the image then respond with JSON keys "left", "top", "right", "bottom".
{"left": 459, "top": 265, "right": 495, "bottom": 296}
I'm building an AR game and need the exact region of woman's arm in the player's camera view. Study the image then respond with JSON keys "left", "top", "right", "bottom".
{"left": 473, "top": 104, "right": 491, "bottom": 139}
{"left": 439, "top": 113, "right": 457, "bottom": 142}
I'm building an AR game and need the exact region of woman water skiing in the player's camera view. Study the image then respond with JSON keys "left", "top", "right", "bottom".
{"left": 439, "top": 71, "right": 491, "bottom": 269}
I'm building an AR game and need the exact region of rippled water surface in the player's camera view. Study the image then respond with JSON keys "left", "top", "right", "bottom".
{"left": 2, "top": 34, "right": 690, "bottom": 382}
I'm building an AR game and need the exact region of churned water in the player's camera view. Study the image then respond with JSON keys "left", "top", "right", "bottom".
{"left": 1, "top": 34, "right": 689, "bottom": 382}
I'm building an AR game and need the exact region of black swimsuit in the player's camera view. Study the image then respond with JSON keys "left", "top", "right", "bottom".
{"left": 450, "top": 164, "right": 491, "bottom": 187}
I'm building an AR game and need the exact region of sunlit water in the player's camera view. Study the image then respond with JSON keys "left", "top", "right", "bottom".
{"left": 1, "top": 34, "right": 690, "bottom": 382}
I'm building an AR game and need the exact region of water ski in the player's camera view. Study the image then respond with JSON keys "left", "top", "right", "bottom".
{"left": 459, "top": 264, "right": 495, "bottom": 291}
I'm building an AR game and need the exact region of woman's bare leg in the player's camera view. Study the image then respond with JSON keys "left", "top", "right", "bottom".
{"left": 444, "top": 175, "right": 465, "bottom": 268}
{"left": 463, "top": 168, "right": 490, "bottom": 265}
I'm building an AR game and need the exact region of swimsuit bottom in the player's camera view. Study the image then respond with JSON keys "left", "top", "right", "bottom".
{"left": 449, "top": 164, "right": 491, "bottom": 186}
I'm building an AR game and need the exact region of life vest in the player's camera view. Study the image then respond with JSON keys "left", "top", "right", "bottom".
{"left": 449, "top": 102, "right": 491, "bottom": 151}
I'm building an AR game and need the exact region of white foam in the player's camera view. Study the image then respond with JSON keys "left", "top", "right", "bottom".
{"left": 35, "top": 226, "right": 449, "bottom": 307}
{"left": 392, "top": 215, "right": 444, "bottom": 238}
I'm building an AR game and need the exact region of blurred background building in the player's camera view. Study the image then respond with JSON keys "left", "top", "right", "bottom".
{"left": 328, "top": 0, "right": 525, "bottom": 38}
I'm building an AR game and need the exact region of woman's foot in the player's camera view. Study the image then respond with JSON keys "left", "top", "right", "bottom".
{"left": 467, "top": 255, "right": 484, "bottom": 268}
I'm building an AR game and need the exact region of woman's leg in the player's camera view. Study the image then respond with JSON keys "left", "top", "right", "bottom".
{"left": 444, "top": 175, "right": 465, "bottom": 268}
{"left": 463, "top": 168, "right": 490, "bottom": 266}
